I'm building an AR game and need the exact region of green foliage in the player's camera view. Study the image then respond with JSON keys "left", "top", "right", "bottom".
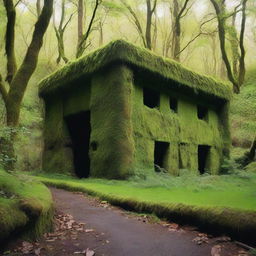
{"left": 0, "top": 169, "right": 53, "bottom": 243}
{"left": 0, "top": 126, "right": 30, "bottom": 169}
{"left": 230, "top": 68, "right": 256, "bottom": 147}
{"left": 245, "top": 162, "right": 256, "bottom": 173}
{"left": 219, "top": 157, "right": 240, "bottom": 174}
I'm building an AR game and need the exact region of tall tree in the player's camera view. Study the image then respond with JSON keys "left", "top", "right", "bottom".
{"left": 171, "top": 0, "right": 191, "bottom": 61}
{"left": 53, "top": 0, "right": 73, "bottom": 64}
{"left": 209, "top": 0, "right": 248, "bottom": 93}
{"left": 121, "top": 0, "right": 157, "bottom": 50}
{"left": 76, "top": 0, "right": 101, "bottom": 58}
{"left": 77, "top": 0, "right": 84, "bottom": 51}
{"left": 0, "top": 0, "right": 53, "bottom": 169}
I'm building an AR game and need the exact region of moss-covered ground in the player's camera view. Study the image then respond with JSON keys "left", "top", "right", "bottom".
{"left": 0, "top": 169, "right": 53, "bottom": 244}
{"left": 33, "top": 169, "right": 256, "bottom": 242}
{"left": 230, "top": 68, "right": 256, "bottom": 148}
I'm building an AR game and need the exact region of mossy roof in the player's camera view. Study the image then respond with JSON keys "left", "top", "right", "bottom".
{"left": 39, "top": 40, "right": 232, "bottom": 100}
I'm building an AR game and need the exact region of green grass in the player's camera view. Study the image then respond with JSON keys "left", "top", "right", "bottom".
{"left": 34, "top": 171, "right": 256, "bottom": 211}
{"left": 33, "top": 171, "right": 256, "bottom": 242}
{"left": 0, "top": 169, "right": 53, "bottom": 243}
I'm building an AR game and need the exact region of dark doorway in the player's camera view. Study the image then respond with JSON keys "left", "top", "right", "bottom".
{"left": 65, "top": 111, "right": 91, "bottom": 178}
{"left": 198, "top": 145, "right": 210, "bottom": 174}
{"left": 154, "top": 141, "right": 169, "bottom": 172}
{"left": 143, "top": 87, "right": 160, "bottom": 108}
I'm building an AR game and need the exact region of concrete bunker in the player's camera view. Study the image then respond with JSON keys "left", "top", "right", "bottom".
{"left": 39, "top": 40, "right": 232, "bottom": 179}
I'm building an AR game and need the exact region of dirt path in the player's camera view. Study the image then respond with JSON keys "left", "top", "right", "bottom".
{"left": 4, "top": 188, "right": 251, "bottom": 256}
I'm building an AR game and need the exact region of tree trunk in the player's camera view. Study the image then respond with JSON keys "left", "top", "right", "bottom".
{"left": 76, "top": 0, "right": 100, "bottom": 58}
{"left": 229, "top": 9, "right": 239, "bottom": 77}
{"left": 6, "top": 0, "right": 53, "bottom": 127}
{"left": 77, "top": 0, "right": 84, "bottom": 50}
{"left": 3, "top": 0, "right": 17, "bottom": 84}
{"left": 172, "top": 0, "right": 180, "bottom": 61}
{"left": 210, "top": 0, "right": 247, "bottom": 93}
{"left": 36, "top": 0, "right": 41, "bottom": 17}
{"left": 145, "top": 0, "right": 152, "bottom": 49}
{"left": 238, "top": 0, "right": 247, "bottom": 87}
{"left": 99, "top": 21, "right": 103, "bottom": 46}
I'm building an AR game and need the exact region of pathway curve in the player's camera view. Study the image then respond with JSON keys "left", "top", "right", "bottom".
{"left": 48, "top": 188, "right": 246, "bottom": 256}
{"left": 4, "top": 187, "right": 250, "bottom": 256}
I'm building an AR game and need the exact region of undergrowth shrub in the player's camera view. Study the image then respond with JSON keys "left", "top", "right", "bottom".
{"left": 219, "top": 157, "right": 240, "bottom": 174}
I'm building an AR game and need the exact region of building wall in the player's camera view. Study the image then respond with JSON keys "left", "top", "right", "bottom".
{"left": 89, "top": 65, "right": 135, "bottom": 179}
{"left": 131, "top": 76, "right": 228, "bottom": 175}
{"left": 42, "top": 65, "right": 230, "bottom": 178}
{"left": 42, "top": 96, "right": 73, "bottom": 174}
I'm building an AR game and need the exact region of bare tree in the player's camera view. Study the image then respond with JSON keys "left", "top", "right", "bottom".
{"left": 77, "top": 0, "right": 84, "bottom": 50}
{"left": 209, "top": 0, "right": 248, "bottom": 93}
{"left": 53, "top": 0, "right": 74, "bottom": 64}
{"left": 171, "top": 0, "right": 191, "bottom": 61}
{"left": 121, "top": 0, "right": 157, "bottom": 50}
{"left": 145, "top": 0, "right": 157, "bottom": 49}
{"left": 76, "top": 0, "right": 101, "bottom": 58}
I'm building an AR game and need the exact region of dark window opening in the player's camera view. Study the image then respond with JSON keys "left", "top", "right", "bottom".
{"left": 91, "top": 141, "right": 98, "bottom": 151}
{"left": 197, "top": 105, "right": 208, "bottom": 121}
{"left": 143, "top": 87, "right": 160, "bottom": 108}
{"left": 154, "top": 141, "right": 169, "bottom": 172}
{"left": 65, "top": 111, "right": 91, "bottom": 178}
{"left": 169, "top": 97, "right": 178, "bottom": 113}
{"left": 198, "top": 145, "right": 210, "bottom": 174}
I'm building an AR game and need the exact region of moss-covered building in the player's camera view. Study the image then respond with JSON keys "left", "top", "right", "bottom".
{"left": 39, "top": 40, "right": 232, "bottom": 179}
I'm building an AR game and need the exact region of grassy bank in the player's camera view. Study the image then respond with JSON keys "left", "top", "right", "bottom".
{"left": 230, "top": 68, "right": 256, "bottom": 148}
{"left": 0, "top": 169, "right": 53, "bottom": 245}
{"left": 34, "top": 170, "right": 256, "bottom": 243}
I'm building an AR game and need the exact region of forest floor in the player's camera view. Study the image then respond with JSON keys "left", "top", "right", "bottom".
{"left": 3, "top": 188, "right": 253, "bottom": 256}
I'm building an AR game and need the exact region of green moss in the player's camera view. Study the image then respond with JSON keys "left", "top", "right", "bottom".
{"left": 0, "top": 199, "right": 28, "bottom": 241}
{"left": 131, "top": 81, "right": 227, "bottom": 175}
{"left": 40, "top": 41, "right": 231, "bottom": 178}
{"left": 0, "top": 169, "right": 53, "bottom": 243}
{"left": 43, "top": 96, "right": 73, "bottom": 174}
{"left": 90, "top": 65, "right": 135, "bottom": 179}
{"left": 39, "top": 40, "right": 232, "bottom": 100}
{"left": 230, "top": 80, "right": 256, "bottom": 148}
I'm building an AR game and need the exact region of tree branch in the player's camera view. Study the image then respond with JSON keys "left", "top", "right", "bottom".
{"left": 177, "top": 0, "right": 190, "bottom": 19}
{"left": 76, "top": 0, "right": 101, "bottom": 58}
{"left": 151, "top": 0, "right": 157, "bottom": 13}
{"left": 121, "top": 0, "right": 147, "bottom": 48}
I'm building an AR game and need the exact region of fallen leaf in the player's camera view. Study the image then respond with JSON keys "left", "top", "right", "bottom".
{"left": 34, "top": 248, "right": 41, "bottom": 256}
{"left": 211, "top": 245, "right": 221, "bottom": 256}
{"left": 86, "top": 248, "right": 95, "bottom": 256}
{"left": 85, "top": 229, "right": 94, "bottom": 233}
{"left": 215, "top": 236, "right": 231, "bottom": 243}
